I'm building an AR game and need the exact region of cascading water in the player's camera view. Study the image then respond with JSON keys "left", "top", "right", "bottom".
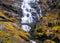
{"left": 20, "top": 0, "right": 44, "bottom": 43}
{"left": 21, "top": 0, "right": 43, "bottom": 32}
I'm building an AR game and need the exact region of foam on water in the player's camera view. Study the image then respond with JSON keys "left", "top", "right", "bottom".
{"left": 21, "top": 0, "right": 42, "bottom": 32}
{"left": 21, "top": 0, "right": 43, "bottom": 43}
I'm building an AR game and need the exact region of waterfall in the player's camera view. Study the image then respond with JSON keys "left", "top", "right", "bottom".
{"left": 21, "top": 0, "right": 42, "bottom": 32}
{"left": 20, "top": 0, "right": 43, "bottom": 43}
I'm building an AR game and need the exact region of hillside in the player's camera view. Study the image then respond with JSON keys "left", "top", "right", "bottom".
{"left": 0, "top": 0, "right": 60, "bottom": 43}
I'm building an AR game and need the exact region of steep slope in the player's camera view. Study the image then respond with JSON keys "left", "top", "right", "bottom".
{"left": 0, "top": 0, "right": 60, "bottom": 43}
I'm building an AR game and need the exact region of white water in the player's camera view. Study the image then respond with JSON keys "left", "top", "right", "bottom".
{"left": 21, "top": 0, "right": 43, "bottom": 43}
{"left": 21, "top": 0, "right": 42, "bottom": 32}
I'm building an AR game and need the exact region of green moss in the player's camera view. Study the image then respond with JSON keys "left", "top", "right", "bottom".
{"left": 0, "top": 37, "right": 6, "bottom": 43}
{"left": 58, "top": 2, "right": 60, "bottom": 5}
{"left": 7, "top": 36, "right": 12, "bottom": 43}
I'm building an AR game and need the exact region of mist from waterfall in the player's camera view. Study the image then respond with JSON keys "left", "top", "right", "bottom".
{"left": 21, "top": 0, "right": 42, "bottom": 32}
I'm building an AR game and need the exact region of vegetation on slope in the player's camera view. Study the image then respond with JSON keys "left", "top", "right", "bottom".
{"left": 0, "top": 0, "right": 60, "bottom": 43}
